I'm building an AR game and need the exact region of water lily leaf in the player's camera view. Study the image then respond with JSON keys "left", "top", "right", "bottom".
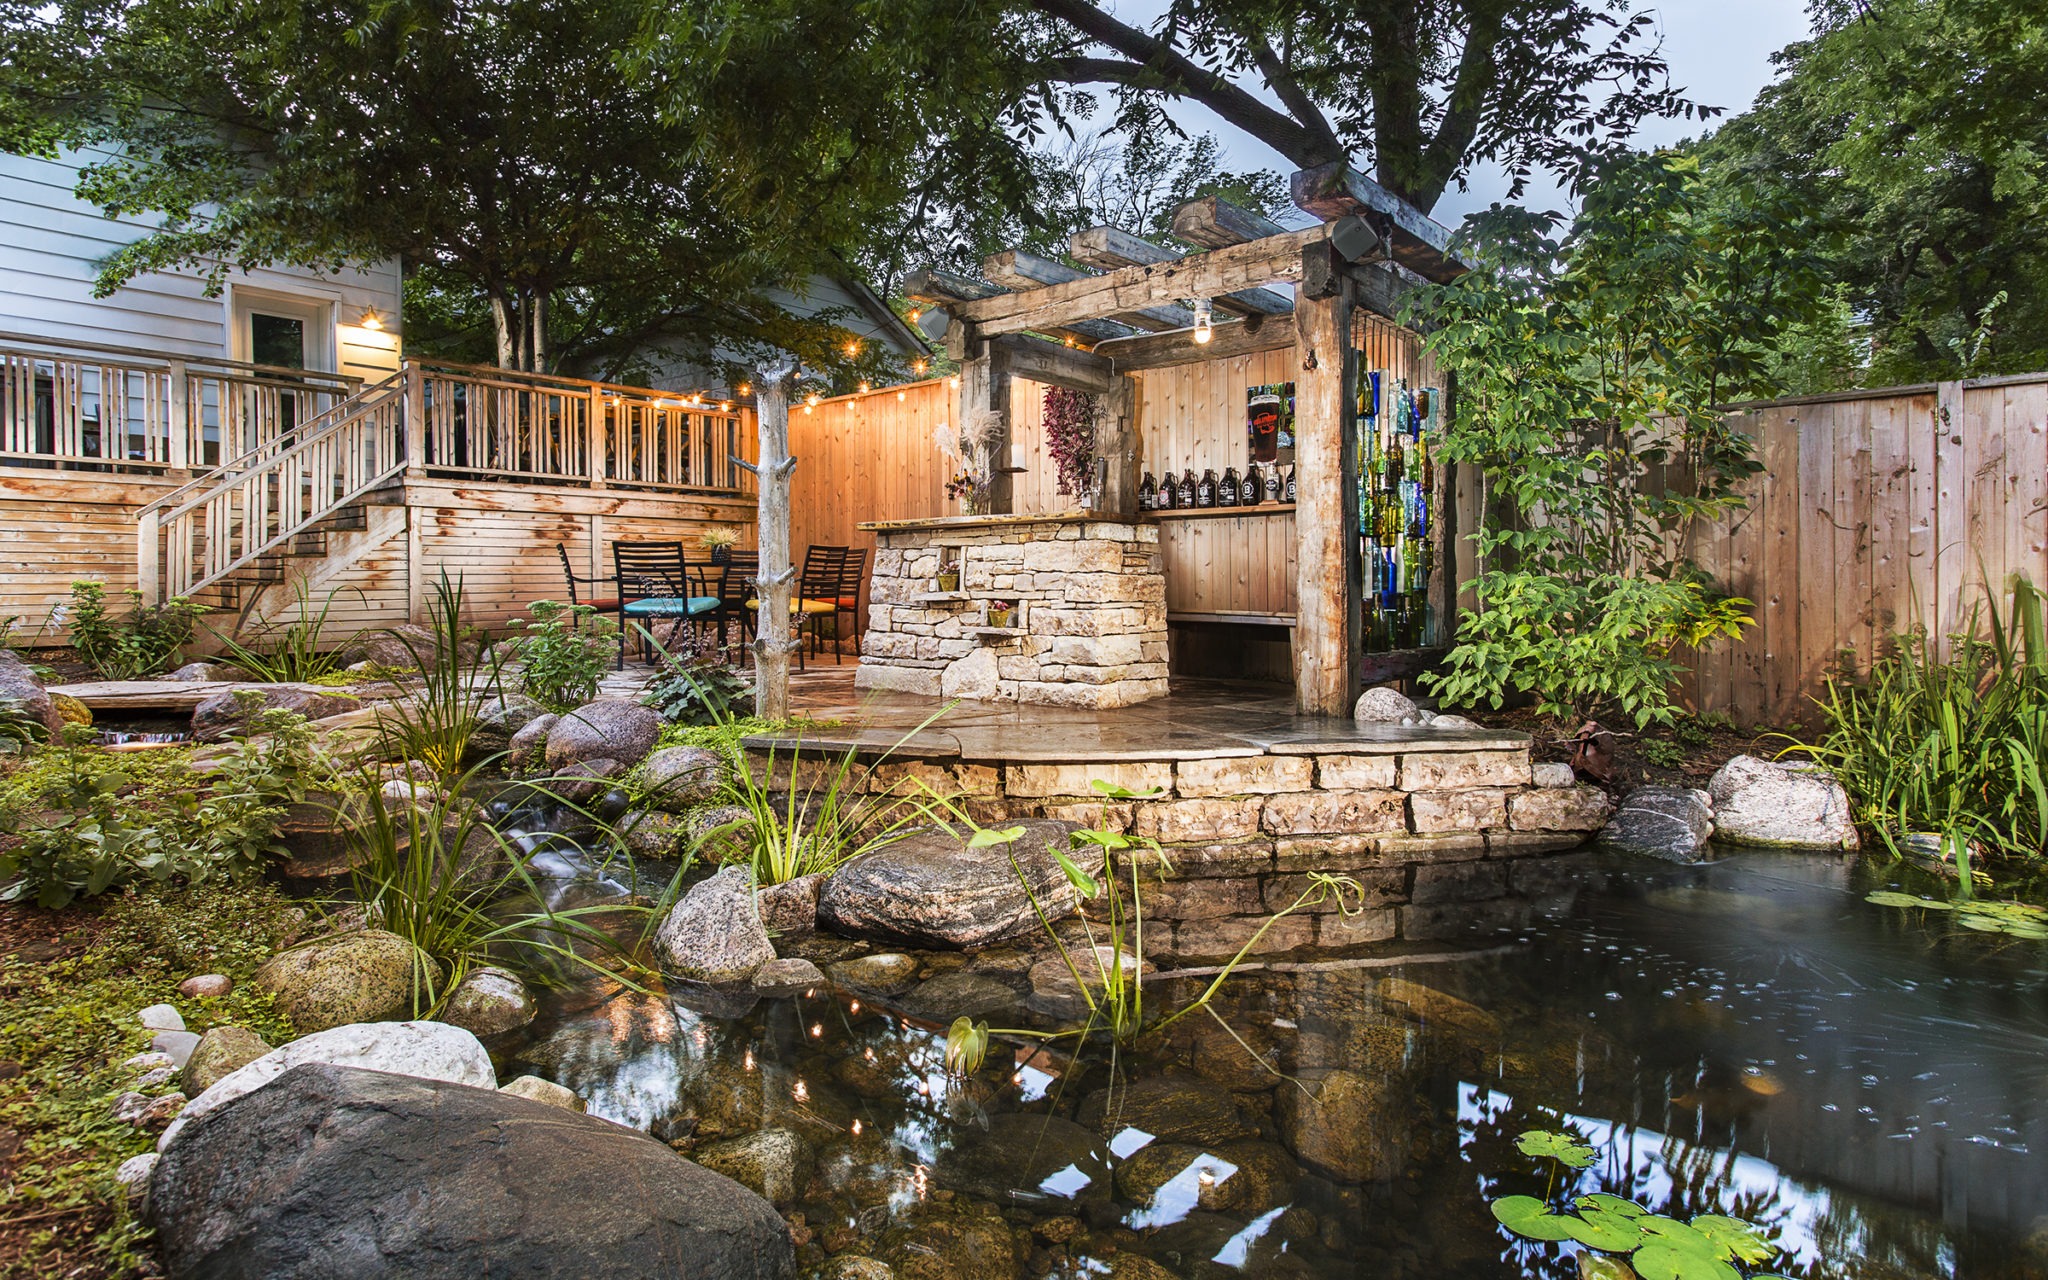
{"left": 1515, "top": 1129, "right": 1598, "bottom": 1168}
{"left": 1959, "top": 914, "right": 2009, "bottom": 932}
{"left": 1564, "top": 1206, "right": 1647, "bottom": 1252}
{"left": 1490, "top": 1195, "right": 1577, "bottom": 1241}
{"left": 968, "top": 826, "right": 1025, "bottom": 849}
{"left": 1632, "top": 1244, "right": 1741, "bottom": 1280}
{"left": 1051, "top": 847, "right": 1101, "bottom": 898}
{"left": 1574, "top": 1193, "right": 1649, "bottom": 1219}
{"left": 1636, "top": 1216, "right": 1727, "bottom": 1259}
{"left": 1866, "top": 890, "right": 1944, "bottom": 909}
{"left": 1688, "top": 1215, "right": 1775, "bottom": 1264}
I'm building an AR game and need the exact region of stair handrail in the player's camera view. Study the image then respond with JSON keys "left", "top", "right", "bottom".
{"left": 137, "top": 369, "right": 405, "bottom": 518}
{"left": 150, "top": 375, "right": 407, "bottom": 529}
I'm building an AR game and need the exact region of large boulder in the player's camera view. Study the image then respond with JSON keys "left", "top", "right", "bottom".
{"left": 1709, "top": 755, "right": 1859, "bottom": 849}
{"left": 641, "top": 745, "right": 727, "bottom": 809}
{"left": 191, "top": 687, "right": 359, "bottom": 743}
{"left": 655, "top": 867, "right": 775, "bottom": 982}
{"left": 253, "top": 931, "right": 435, "bottom": 1034}
{"left": 1598, "top": 786, "right": 1714, "bottom": 862}
{"left": 817, "top": 820, "right": 1089, "bottom": 950}
{"left": 1275, "top": 1068, "right": 1407, "bottom": 1183}
{"left": 148, "top": 1064, "right": 794, "bottom": 1280}
{"left": 1352, "top": 684, "right": 1419, "bottom": 724}
{"left": 694, "top": 1128, "right": 815, "bottom": 1206}
{"left": 507, "top": 713, "right": 558, "bottom": 770}
{"left": 0, "top": 649, "right": 63, "bottom": 736}
{"left": 158, "top": 1020, "right": 494, "bottom": 1152}
{"left": 546, "top": 699, "right": 662, "bottom": 770}
{"left": 336, "top": 623, "right": 478, "bottom": 671}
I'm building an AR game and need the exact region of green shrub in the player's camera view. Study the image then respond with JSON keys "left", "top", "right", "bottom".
{"left": 1794, "top": 574, "right": 2048, "bottom": 879}
{"left": 64, "top": 581, "right": 208, "bottom": 679}
{"left": 639, "top": 628, "right": 753, "bottom": 725}
{"left": 517, "top": 600, "right": 615, "bottom": 712}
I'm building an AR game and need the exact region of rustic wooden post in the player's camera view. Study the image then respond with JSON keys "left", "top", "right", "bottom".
{"left": 1292, "top": 258, "right": 1360, "bottom": 716}
{"left": 953, "top": 329, "right": 1013, "bottom": 514}
{"left": 166, "top": 360, "right": 190, "bottom": 476}
{"left": 136, "top": 508, "right": 161, "bottom": 605}
{"left": 1100, "top": 375, "right": 1140, "bottom": 516}
{"left": 747, "top": 356, "right": 800, "bottom": 720}
{"left": 403, "top": 359, "right": 426, "bottom": 480}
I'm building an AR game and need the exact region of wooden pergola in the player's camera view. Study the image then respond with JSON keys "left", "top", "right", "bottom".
{"left": 904, "top": 164, "right": 1467, "bottom": 717}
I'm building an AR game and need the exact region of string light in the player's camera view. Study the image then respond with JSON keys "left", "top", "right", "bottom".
{"left": 810, "top": 1022, "right": 824, "bottom": 1038}
{"left": 948, "top": 376, "right": 960, "bottom": 388}
{"left": 738, "top": 383, "right": 751, "bottom": 396}
{"left": 794, "top": 1079, "right": 809, "bottom": 1103}
{"left": 858, "top": 380, "right": 870, "bottom": 393}
{"left": 851, "top": 1118, "right": 863, "bottom": 1136}
{"left": 845, "top": 339, "right": 861, "bottom": 358}
{"left": 897, "top": 391, "right": 906, "bottom": 401}
{"left": 807, "top": 393, "right": 821, "bottom": 407}
{"left": 907, "top": 308, "right": 921, "bottom": 323}
{"left": 848, "top": 1000, "right": 861, "bottom": 1014}
{"left": 720, "top": 401, "right": 732, "bottom": 412}
{"left": 803, "top": 404, "right": 815, "bottom": 415}
{"left": 912, "top": 359, "right": 927, "bottom": 375}
{"left": 1192, "top": 297, "right": 1214, "bottom": 345}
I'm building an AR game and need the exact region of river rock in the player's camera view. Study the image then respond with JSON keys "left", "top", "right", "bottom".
{"left": 51, "top": 690, "right": 91, "bottom": 726}
{"left": 337, "top": 623, "right": 478, "bottom": 670}
{"left": 500, "top": 1074, "right": 584, "bottom": 1111}
{"left": 159, "top": 1021, "right": 495, "bottom": 1152}
{"left": 149, "top": 1063, "right": 793, "bottom": 1279}
{"left": 254, "top": 930, "right": 436, "bottom": 1034}
{"left": 178, "top": 974, "right": 233, "bottom": 999}
{"left": 168, "top": 661, "right": 249, "bottom": 683}
{"left": 0, "top": 649, "right": 62, "bottom": 736}
{"left": 1374, "top": 977, "right": 1501, "bottom": 1040}
{"left": 656, "top": 866, "right": 775, "bottom": 982}
{"left": 897, "top": 972, "right": 1019, "bottom": 1020}
{"left": 1078, "top": 1075, "right": 1257, "bottom": 1146}
{"left": 642, "top": 745, "right": 727, "bottom": 808}
{"left": 820, "top": 1261, "right": 896, "bottom": 1280}
{"left": 182, "top": 1027, "right": 273, "bottom": 1095}
{"left": 934, "top": 1112, "right": 1111, "bottom": 1205}
{"left": 472, "top": 693, "right": 549, "bottom": 755}
{"left": 817, "top": 820, "right": 1089, "bottom": 949}
{"left": 752, "top": 957, "right": 825, "bottom": 997}
{"left": 757, "top": 873, "right": 821, "bottom": 935}
{"left": 1276, "top": 1068, "right": 1406, "bottom": 1183}
{"left": 827, "top": 953, "right": 920, "bottom": 996}
{"left": 190, "top": 687, "right": 359, "bottom": 742}
{"left": 1598, "top": 785, "right": 1714, "bottom": 861}
{"left": 871, "top": 1199, "right": 1018, "bottom": 1280}
{"left": 546, "top": 698, "right": 662, "bottom": 771}
{"left": 1709, "top": 754, "right": 1859, "bottom": 849}
{"left": 1532, "top": 762, "right": 1577, "bottom": 788}
{"left": 138, "top": 1003, "right": 185, "bottom": 1032}
{"left": 694, "top": 1127, "right": 815, "bottom": 1206}
{"left": 620, "top": 809, "right": 689, "bottom": 858}
{"left": 152, "top": 1030, "right": 201, "bottom": 1068}
{"left": 508, "top": 713, "right": 558, "bottom": 770}
{"left": 1352, "top": 685, "right": 1418, "bottom": 724}
{"left": 440, "top": 965, "right": 536, "bottom": 1037}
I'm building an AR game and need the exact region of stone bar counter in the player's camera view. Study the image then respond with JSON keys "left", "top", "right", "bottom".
{"left": 855, "top": 511, "right": 1168, "bottom": 708}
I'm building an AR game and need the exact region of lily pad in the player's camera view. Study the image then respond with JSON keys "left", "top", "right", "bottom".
{"left": 1574, "top": 1193, "right": 1649, "bottom": 1219}
{"left": 1866, "top": 890, "right": 1946, "bottom": 909}
{"left": 1688, "top": 1215, "right": 1774, "bottom": 1265}
{"left": 1491, "top": 1194, "right": 1577, "bottom": 1242}
{"left": 1515, "top": 1128, "right": 1597, "bottom": 1169}
{"left": 1633, "top": 1244, "right": 1741, "bottom": 1280}
{"left": 1636, "top": 1216, "right": 1729, "bottom": 1260}
{"left": 1564, "top": 1206, "right": 1648, "bottom": 1252}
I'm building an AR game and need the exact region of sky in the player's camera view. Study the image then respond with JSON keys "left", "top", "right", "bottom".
{"left": 1104, "top": 0, "right": 1815, "bottom": 227}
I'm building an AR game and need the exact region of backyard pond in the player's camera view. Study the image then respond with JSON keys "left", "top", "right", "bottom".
{"left": 487, "top": 841, "right": 2048, "bottom": 1280}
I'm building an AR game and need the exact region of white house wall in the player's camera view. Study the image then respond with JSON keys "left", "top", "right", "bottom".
{"left": 0, "top": 149, "right": 402, "bottom": 381}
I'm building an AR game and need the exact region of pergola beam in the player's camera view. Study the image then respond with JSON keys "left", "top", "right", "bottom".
{"left": 1291, "top": 164, "right": 1466, "bottom": 283}
{"left": 904, "top": 267, "right": 1134, "bottom": 346}
{"left": 1171, "top": 196, "right": 1290, "bottom": 249}
{"left": 1093, "top": 315, "right": 1293, "bottom": 371}
{"left": 981, "top": 249, "right": 1193, "bottom": 331}
{"left": 950, "top": 225, "right": 1334, "bottom": 339}
{"left": 1068, "top": 226, "right": 1294, "bottom": 318}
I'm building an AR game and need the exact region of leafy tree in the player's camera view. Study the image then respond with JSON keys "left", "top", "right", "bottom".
{"left": 1413, "top": 153, "right": 1831, "bottom": 727}
{"left": 1019, "top": 0, "right": 1711, "bottom": 212}
{"left": 1698, "top": 0, "right": 2048, "bottom": 383}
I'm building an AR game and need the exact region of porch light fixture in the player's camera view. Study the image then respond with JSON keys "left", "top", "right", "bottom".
{"left": 1192, "top": 298, "right": 1214, "bottom": 345}
{"left": 360, "top": 307, "right": 385, "bottom": 331}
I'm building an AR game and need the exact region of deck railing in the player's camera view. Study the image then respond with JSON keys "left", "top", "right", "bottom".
{"left": 0, "top": 331, "right": 361, "bottom": 472}
{"left": 126, "top": 354, "right": 754, "bottom": 602}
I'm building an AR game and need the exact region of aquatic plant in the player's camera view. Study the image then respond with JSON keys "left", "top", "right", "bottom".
{"left": 721, "top": 734, "right": 931, "bottom": 885}
{"left": 1793, "top": 573, "right": 2048, "bottom": 878}
{"left": 207, "top": 578, "right": 363, "bottom": 683}
{"left": 1865, "top": 890, "right": 2048, "bottom": 940}
{"left": 374, "top": 572, "right": 503, "bottom": 778}
{"left": 943, "top": 1015, "right": 990, "bottom": 1076}
{"left": 1492, "top": 1128, "right": 1796, "bottom": 1280}
{"left": 960, "top": 780, "right": 1364, "bottom": 1048}
{"left": 516, "top": 600, "right": 615, "bottom": 712}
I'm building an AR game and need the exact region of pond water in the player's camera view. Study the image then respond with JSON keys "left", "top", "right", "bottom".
{"left": 489, "top": 838, "right": 2048, "bottom": 1279}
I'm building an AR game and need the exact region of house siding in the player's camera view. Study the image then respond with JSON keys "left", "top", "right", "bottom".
{"left": 0, "top": 149, "right": 402, "bottom": 380}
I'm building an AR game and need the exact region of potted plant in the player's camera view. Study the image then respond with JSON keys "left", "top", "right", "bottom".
{"left": 986, "top": 599, "right": 1015, "bottom": 629}
{"left": 700, "top": 526, "right": 742, "bottom": 565}
{"left": 936, "top": 566, "right": 960, "bottom": 593}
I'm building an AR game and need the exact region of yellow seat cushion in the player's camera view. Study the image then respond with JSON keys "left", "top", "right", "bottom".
{"left": 742, "top": 598, "right": 843, "bottom": 614}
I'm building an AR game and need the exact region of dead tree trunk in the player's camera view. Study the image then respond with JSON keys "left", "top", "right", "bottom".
{"left": 748, "top": 359, "right": 800, "bottom": 720}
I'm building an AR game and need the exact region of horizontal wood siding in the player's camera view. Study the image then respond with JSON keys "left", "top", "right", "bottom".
{"left": 0, "top": 468, "right": 167, "bottom": 639}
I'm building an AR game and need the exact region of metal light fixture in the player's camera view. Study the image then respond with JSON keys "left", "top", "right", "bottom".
{"left": 1192, "top": 298, "right": 1214, "bottom": 345}
{"left": 360, "top": 307, "right": 385, "bottom": 331}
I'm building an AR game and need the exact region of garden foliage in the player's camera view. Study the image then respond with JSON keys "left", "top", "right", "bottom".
{"left": 1413, "top": 153, "right": 1829, "bottom": 727}
{"left": 517, "top": 600, "right": 615, "bottom": 712}
{"left": 65, "top": 581, "right": 207, "bottom": 680}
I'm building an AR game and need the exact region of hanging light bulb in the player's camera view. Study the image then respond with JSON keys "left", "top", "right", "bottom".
{"left": 738, "top": 382, "right": 751, "bottom": 396}
{"left": 913, "top": 359, "right": 927, "bottom": 375}
{"left": 858, "top": 380, "right": 870, "bottom": 393}
{"left": 807, "top": 393, "right": 821, "bottom": 407}
{"left": 897, "top": 391, "right": 906, "bottom": 402}
{"left": 1192, "top": 297, "right": 1214, "bottom": 345}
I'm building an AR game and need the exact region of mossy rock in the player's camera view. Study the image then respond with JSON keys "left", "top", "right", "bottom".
{"left": 50, "top": 692, "right": 92, "bottom": 727}
{"left": 254, "top": 930, "right": 438, "bottom": 1034}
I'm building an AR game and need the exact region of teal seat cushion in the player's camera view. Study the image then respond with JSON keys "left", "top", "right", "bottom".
{"left": 624, "top": 596, "right": 720, "bottom": 616}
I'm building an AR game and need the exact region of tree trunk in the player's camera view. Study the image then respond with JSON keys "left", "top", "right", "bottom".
{"left": 751, "top": 361, "right": 799, "bottom": 720}
{"left": 490, "top": 291, "right": 516, "bottom": 370}
{"left": 531, "top": 292, "right": 549, "bottom": 374}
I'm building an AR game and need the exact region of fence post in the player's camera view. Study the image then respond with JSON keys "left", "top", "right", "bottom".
{"left": 589, "top": 386, "right": 608, "bottom": 490}
{"left": 404, "top": 360, "right": 426, "bottom": 479}
{"left": 136, "top": 509, "right": 161, "bottom": 605}
{"left": 166, "top": 361, "right": 190, "bottom": 474}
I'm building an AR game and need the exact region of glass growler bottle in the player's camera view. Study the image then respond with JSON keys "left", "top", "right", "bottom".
{"left": 1197, "top": 468, "right": 1218, "bottom": 507}
{"left": 1178, "top": 469, "right": 1197, "bottom": 508}
{"left": 1242, "top": 461, "right": 1263, "bottom": 506}
{"left": 1219, "top": 466, "right": 1241, "bottom": 505}
{"left": 1283, "top": 465, "right": 1297, "bottom": 503}
{"left": 1137, "top": 471, "right": 1157, "bottom": 511}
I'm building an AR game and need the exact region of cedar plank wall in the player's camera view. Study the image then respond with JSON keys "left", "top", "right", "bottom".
{"left": 1676, "top": 374, "right": 2048, "bottom": 727}
{"left": 0, "top": 469, "right": 172, "bottom": 638}
{"left": 786, "top": 378, "right": 955, "bottom": 564}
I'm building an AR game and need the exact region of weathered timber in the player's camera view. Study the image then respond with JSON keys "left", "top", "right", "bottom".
{"left": 1096, "top": 317, "right": 1297, "bottom": 372}
{"left": 1067, "top": 227, "right": 1293, "bottom": 317}
{"left": 959, "top": 340, "right": 1015, "bottom": 513}
{"left": 951, "top": 226, "right": 1332, "bottom": 339}
{"left": 1291, "top": 272, "right": 1360, "bottom": 716}
{"left": 990, "top": 334, "right": 1122, "bottom": 396}
{"left": 1171, "top": 196, "right": 1290, "bottom": 249}
{"left": 906, "top": 266, "right": 1133, "bottom": 346}
{"left": 1290, "top": 164, "right": 1465, "bottom": 283}
{"left": 750, "top": 362, "right": 799, "bottom": 720}
{"left": 981, "top": 250, "right": 1193, "bottom": 331}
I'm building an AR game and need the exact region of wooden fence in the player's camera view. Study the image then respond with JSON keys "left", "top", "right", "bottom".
{"left": 1682, "top": 373, "right": 2048, "bottom": 725}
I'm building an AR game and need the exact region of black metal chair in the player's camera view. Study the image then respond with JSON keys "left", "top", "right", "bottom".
{"left": 709, "top": 550, "right": 759, "bottom": 663}
{"left": 795, "top": 545, "right": 867, "bottom": 668}
{"left": 555, "top": 544, "right": 620, "bottom": 630}
{"left": 611, "top": 541, "right": 720, "bottom": 668}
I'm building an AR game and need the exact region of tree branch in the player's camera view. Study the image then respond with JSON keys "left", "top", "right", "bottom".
{"left": 1248, "top": 37, "right": 1343, "bottom": 165}
{"left": 1026, "top": 0, "right": 1339, "bottom": 168}
{"left": 1417, "top": 5, "right": 1507, "bottom": 199}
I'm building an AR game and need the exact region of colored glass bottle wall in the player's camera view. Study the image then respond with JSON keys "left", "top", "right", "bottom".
{"left": 1357, "top": 366, "right": 1441, "bottom": 652}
